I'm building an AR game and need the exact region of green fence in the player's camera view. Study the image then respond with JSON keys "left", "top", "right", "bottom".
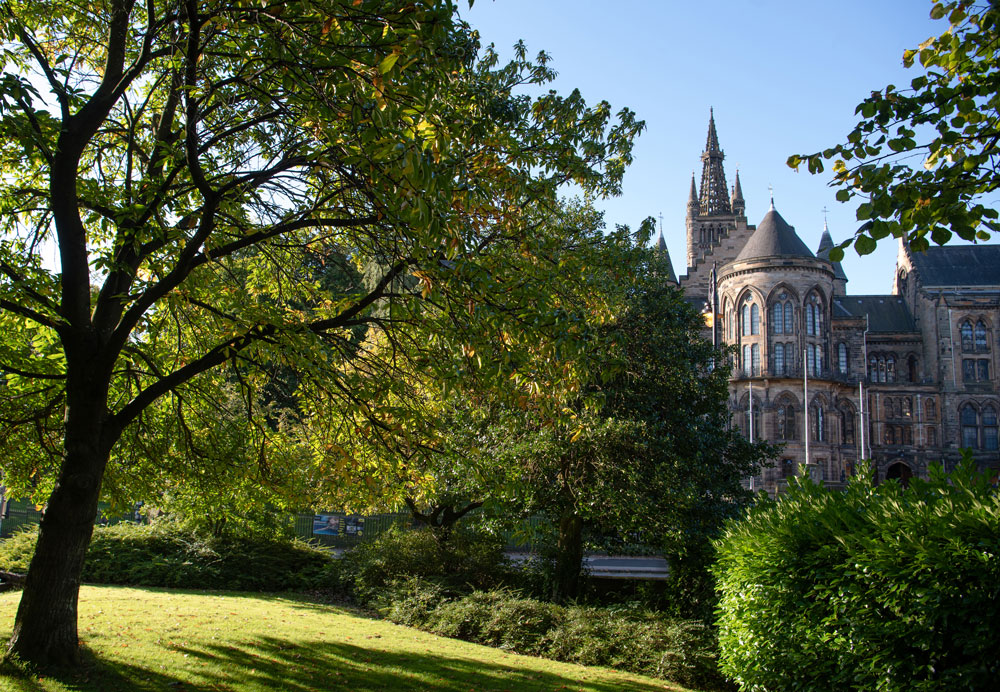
{"left": 295, "top": 511, "right": 548, "bottom": 551}
{"left": 0, "top": 499, "right": 139, "bottom": 539}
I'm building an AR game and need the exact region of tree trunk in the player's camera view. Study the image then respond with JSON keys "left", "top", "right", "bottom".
{"left": 552, "top": 508, "right": 583, "bottom": 604}
{"left": 6, "top": 380, "right": 109, "bottom": 666}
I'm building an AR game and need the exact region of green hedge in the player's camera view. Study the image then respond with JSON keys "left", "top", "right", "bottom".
{"left": 0, "top": 521, "right": 339, "bottom": 591}
{"left": 379, "top": 577, "right": 730, "bottom": 690}
{"left": 713, "top": 459, "right": 1000, "bottom": 691}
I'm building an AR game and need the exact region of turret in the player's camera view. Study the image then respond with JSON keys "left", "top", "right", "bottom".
{"left": 731, "top": 169, "right": 745, "bottom": 216}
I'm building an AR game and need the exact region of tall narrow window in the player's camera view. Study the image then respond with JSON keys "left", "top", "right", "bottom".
{"left": 750, "top": 304, "right": 760, "bottom": 335}
{"left": 806, "top": 304, "right": 815, "bottom": 335}
{"left": 751, "top": 343, "right": 760, "bottom": 376}
{"left": 983, "top": 406, "right": 998, "bottom": 451}
{"left": 961, "top": 320, "right": 974, "bottom": 352}
{"left": 927, "top": 426, "right": 937, "bottom": 446}
{"left": 925, "top": 398, "right": 937, "bottom": 420}
{"left": 838, "top": 343, "right": 848, "bottom": 374}
{"left": 777, "top": 401, "right": 795, "bottom": 440}
{"left": 784, "top": 302, "right": 793, "bottom": 334}
{"left": 886, "top": 355, "right": 896, "bottom": 383}
{"left": 841, "top": 407, "right": 855, "bottom": 445}
{"left": 773, "top": 303, "right": 783, "bottom": 334}
{"left": 813, "top": 405, "right": 824, "bottom": 442}
{"left": 869, "top": 356, "right": 878, "bottom": 381}
{"left": 774, "top": 343, "right": 785, "bottom": 375}
{"left": 878, "top": 357, "right": 886, "bottom": 383}
{"left": 961, "top": 404, "right": 979, "bottom": 448}
{"left": 743, "top": 345, "right": 751, "bottom": 374}
{"left": 963, "top": 359, "right": 976, "bottom": 382}
{"left": 978, "top": 359, "right": 990, "bottom": 381}
{"left": 975, "top": 321, "right": 988, "bottom": 352}
{"left": 742, "top": 304, "right": 750, "bottom": 336}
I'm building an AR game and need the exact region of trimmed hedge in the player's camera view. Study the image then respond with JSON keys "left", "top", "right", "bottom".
{"left": 0, "top": 521, "right": 339, "bottom": 591}
{"left": 713, "top": 460, "right": 1000, "bottom": 691}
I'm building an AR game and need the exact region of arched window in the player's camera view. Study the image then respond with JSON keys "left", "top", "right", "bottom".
{"left": 886, "top": 355, "right": 896, "bottom": 383}
{"left": 774, "top": 342, "right": 785, "bottom": 375}
{"left": 776, "top": 399, "right": 796, "bottom": 441}
{"left": 903, "top": 398, "right": 912, "bottom": 418}
{"left": 884, "top": 399, "right": 894, "bottom": 419}
{"left": 750, "top": 304, "right": 760, "bottom": 335}
{"left": 812, "top": 404, "right": 825, "bottom": 442}
{"left": 742, "top": 303, "right": 750, "bottom": 336}
{"left": 840, "top": 405, "right": 856, "bottom": 445}
{"left": 975, "top": 321, "right": 988, "bottom": 352}
{"left": 838, "top": 343, "right": 848, "bottom": 374}
{"left": 961, "top": 404, "right": 979, "bottom": 448}
{"left": 983, "top": 405, "right": 998, "bottom": 451}
{"left": 925, "top": 398, "right": 937, "bottom": 420}
{"left": 961, "top": 320, "right": 974, "bottom": 352}
{"left": 806, "top": 303, "right": 815, "bottom": 335}
{"left": 869, "top": 356, "right": 878, "bottom": 382}
{"left": 743, "top": 345, "right": 751, "bottom": 375}
{"left": 927, "top": 426, "right": 937, "bottom": 446}
{"left": 784, "top": 302, "right": 793, "bottom": 334}
{"left": 751, "top": 343, "right": 760, "bottom": 375}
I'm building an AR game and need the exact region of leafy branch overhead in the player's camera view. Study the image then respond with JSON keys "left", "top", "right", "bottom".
{"left": 0, "top": 0, "right": 644, "bottom": 666}
{"left": 788, "top": 0, "right": 1000, "bottom": 260}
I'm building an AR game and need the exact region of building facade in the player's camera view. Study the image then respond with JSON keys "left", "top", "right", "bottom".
{"left": 659, "top": 112, "right": 1000, "bottom": 495}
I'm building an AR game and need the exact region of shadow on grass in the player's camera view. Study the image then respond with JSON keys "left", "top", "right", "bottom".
{"left": 9, "top": 635, "right": 676, "bottom": 692}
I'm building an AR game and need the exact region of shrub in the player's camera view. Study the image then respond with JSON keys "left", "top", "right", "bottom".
{"left": 714, "top": 458, "right": 1000, "bottom": 692}
{"left": 428, "top": 589, "right": 561, "bottom": 655}
{"left": 0, "top": 521, "right": 340, "bottom": 591}
{"left": 340, "top": 525, "right": 509, "bottom": 606}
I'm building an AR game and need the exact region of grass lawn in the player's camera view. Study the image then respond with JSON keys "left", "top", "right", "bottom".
{"left": 0, "top": 586, "right": 692, "bottom": 691}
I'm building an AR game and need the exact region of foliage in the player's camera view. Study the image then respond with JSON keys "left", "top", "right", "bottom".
{"left": 499, "top": 273, "right": 774, "bottom": 606}
{"left": 0, "top": 0, "right": 643, "bottom": 663}
{"left": 0, "top": 521, "right": 340, "bottom": 592}
{"left": 377, "top": 577, "right": 730, "bottom": 690}
{"left": 339, "top": 524, "right": 510, "bottom": 606}
{"left": 789, "top": 0, "right": 1000, "bottom": 258}
{"left": 714, "top": 457, "right": 1000, "bottom": 692}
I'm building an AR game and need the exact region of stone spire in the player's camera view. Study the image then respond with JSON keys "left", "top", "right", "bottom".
{"left": 731, "top": 169, "right": 745, "bottom": 216}
{"left": 698, "top": 108, "right": 731, "bottom": 216}
{"left": 687, "top": 173, "right": 700, "bottom": 216}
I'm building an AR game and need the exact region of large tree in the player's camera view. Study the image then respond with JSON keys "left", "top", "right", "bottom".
{"left": 789, "top": 0, "right": 1000, "bottom": 259}
{"left": 0, "top": 0, "right": 641, "bottom": 665}
{"left": 501, "top": 252, "right": 773, "bottom": 605}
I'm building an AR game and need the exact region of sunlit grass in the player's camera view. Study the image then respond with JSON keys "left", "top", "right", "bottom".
{"left": 0, "top": 586, "right": 690, "bottom": 691}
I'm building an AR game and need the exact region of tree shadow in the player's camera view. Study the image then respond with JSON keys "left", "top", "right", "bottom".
{"left": 20, "top": 635, "right": 681, "bottom": 692}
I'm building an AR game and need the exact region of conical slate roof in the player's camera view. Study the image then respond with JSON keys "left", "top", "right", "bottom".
{"left": 816, "top": 223, "right": 848, "bottom": 281}
{"left": 734, "top": 205, "right": 814, "bottom": 261}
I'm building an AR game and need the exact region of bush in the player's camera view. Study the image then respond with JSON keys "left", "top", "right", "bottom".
{"left": 0, "top": 520, "right": 340, "bottom": 591}
{"left": 375, "top": 578, "right": 729, "bottom": 689}
{"left": 714, "top": 459, "right": 1000, "bottom": 692}
{"left": 340, "top": 525, "right": 510, "bottom": 606}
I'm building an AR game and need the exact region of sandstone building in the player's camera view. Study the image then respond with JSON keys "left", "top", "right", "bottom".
{"left": 659, "top": 112, "right": 1000, "bottom": 494}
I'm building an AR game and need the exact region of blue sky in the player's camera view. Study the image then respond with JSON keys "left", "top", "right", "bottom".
{"left": 461, "top": 1, "right": 959, "bottom": 295}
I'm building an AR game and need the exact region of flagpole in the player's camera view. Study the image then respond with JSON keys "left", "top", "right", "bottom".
{"left": 803, "top": 348, "right": 809, "bottom": 477}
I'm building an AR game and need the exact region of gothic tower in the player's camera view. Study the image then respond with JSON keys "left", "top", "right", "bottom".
{"left": 680, "top": 110, "right": 754, "bottom": 297}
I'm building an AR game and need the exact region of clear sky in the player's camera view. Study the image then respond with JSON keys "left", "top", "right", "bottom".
{"left": 461, "top": 0, "right": 973, "bottom": 296}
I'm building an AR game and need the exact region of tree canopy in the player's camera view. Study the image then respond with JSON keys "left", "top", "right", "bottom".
{"left": 0, "top": 0, "right": 642, "bottom": 665}
{"left": 789, "top": 0, "right": 1000, "bottom": 259}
